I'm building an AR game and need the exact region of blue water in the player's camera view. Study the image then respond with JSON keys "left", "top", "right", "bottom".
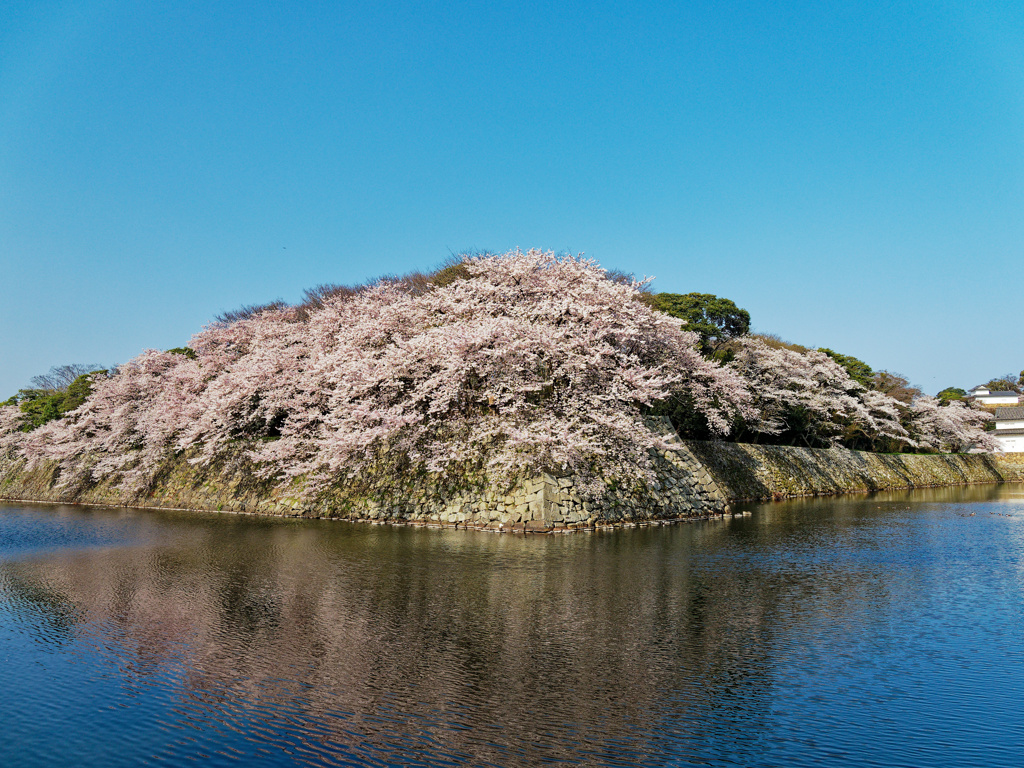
{"left": 2, "top": 487, "right": 1024, "bottom": 767}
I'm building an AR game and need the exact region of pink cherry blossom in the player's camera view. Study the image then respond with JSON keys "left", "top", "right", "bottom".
{"left": 5, "top": 250, "right": 996, "bottom": 501}
{"left": 906, "top": 395, "right": 996, "bottom": 453}
{"left": 14, "top": 251, "right": 753, "bottom": 499}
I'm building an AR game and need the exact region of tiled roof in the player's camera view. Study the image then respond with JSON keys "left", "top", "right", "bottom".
{"left": 994, "top": 428, "right": 1024, "bottom": 437}
{"left": 995, "top": 407, "right": 1024, "bottom": 420}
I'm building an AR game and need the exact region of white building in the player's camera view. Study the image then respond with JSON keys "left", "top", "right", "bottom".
{"left": 993, "top": 406, "right": 1024, "bottom": 453}
{"left": 968, "top": 386, "right": 1020, "bottom": 407}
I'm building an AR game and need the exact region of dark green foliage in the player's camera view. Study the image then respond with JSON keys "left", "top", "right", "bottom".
{"left": 7, "top": 371, "right": 103, "bottom": 431}
{"left": 648, "top": 395, "right": 719, "bottom": 441}
{"left": 61, "top": 372, "right": 98, "bottom": 413}
{"left": 818, "top": 348, "right": 874, "bottom": 388}
{"left": 983, "top": 375, "right": 1022, "bottom": 394}
{"left": 652, "top": 293, "right": 750, "bottom": 356}
{"left": 167, "top": 347, "right": 197, "bottom": 359}
{"left": 14, "top": 389, "right": 65, "bottom": 430}
{"left": 429, "top": 261, "right": 472, "bottom": 287}
{"left": 937, "top": 387, "right": 966, "bottom": 405}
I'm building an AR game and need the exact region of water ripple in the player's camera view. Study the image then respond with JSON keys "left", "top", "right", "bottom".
{"left": 1, "top": 487, "right": 1023, "bottom": 766}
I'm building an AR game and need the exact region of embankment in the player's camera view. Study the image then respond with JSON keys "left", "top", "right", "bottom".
{"left": 0, "top": 429, "right": 731, "bottom": 531}
{"left": 685, "top": 440, "right": 1024, "bottom": 502}
{"left": 2, "top": 425, "right": 1023, "bottom": 531}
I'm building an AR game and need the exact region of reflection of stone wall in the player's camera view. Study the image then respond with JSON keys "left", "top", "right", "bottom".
{"left": 0, "top": 513, "right": 793, "bottom": 765}
{"left": 3, "top": 424, "right": 1023, "bottom": 528}
{"left": 685, "top": 440, "right": 1024, "bottom": 502}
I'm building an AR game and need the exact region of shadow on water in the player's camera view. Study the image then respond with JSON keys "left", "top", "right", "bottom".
{"left": 1, "top": 484, "right": 1024, "bottom": 767}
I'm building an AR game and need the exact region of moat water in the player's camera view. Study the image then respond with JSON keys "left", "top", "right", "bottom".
{"left": 2, "top": 486, "right": 1024, "bottom": 767}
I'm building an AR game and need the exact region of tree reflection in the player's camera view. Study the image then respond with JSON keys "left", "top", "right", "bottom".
{"left": 2, "top": 483, "right": 1022, "bottom": 765}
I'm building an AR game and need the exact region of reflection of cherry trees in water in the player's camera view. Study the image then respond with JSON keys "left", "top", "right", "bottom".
{"left": 0, "top": 569, "right": 84, "bottom": 648}
{"left": 0, "top": 511, "right": 788, "bottom": 764}
{"left": 3, "top": 485, "right": 1021, "bottom": 766}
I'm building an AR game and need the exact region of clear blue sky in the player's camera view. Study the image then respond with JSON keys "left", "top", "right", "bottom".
{"left": 2, "top": 0, "right": 1022, "bottom": 397}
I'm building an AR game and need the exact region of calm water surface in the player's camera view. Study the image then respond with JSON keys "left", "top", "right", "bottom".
{"left": 2, "top": 486, "right": 1024, "bottom": 767}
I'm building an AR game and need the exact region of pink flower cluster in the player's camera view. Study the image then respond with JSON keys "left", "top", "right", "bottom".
{"left": 908, "top": 395, "right": 997, "bottom": 453}
{"left": 1, "top": 251, "right": 996, "bottom": 499}
{"left": 0, "top": 405, "right": 25, "bottom": 459}
{"left": 731, "top": 338, "right": 996, "bottom": 452}
{"left": 8, "top": 250, "right": 751, "bottom": 497}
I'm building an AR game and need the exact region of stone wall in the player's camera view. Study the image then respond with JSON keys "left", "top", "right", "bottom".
{"left": 0, "top": 425, "right": 730, "bottom": 532}
{"left": 684, "top": 440, "right": 1024, "bottom": 502}
{"left": 3, "top": 424, "right": 1023, "bottom": 531}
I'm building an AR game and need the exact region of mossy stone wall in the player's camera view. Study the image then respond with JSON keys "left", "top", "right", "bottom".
{"left": 0, "top": 433, "right": 731, "bottom": 532}
{"left": 684, "top": 440, "right": 1024, "bottom": 502}
{"left": 3, "top": 429, "right": 1023, "bottom": 531}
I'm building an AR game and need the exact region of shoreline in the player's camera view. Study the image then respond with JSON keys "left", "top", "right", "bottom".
{"left": 0, "top": 479, "right": 1015, "bottom": 534}
{"left": 4, "top": 435, "right": 1023, "bottom": 533}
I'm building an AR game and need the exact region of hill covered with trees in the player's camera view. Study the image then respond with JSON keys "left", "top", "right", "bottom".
{"left": 0, "top": 250, "right": 996, "bottom": 506}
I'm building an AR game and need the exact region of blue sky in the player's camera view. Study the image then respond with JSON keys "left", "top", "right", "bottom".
{"left": 2, "top": 0, "right": 1022, "bottom": 397}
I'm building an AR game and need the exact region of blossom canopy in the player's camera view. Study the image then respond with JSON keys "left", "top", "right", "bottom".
{"left": 5, "top": 250, "right": 753, "bottom": 499}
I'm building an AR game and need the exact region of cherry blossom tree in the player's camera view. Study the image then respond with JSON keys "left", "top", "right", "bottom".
{"left": 729, "top": 338, "right": 909, "bottom": 448}
{"left": 226, "top": 250, "right": 753, "bottom": 498}
{"left": 906, "top": 395, "right": 996, "bottom": 453}
{"left": 13, "top": 250, "right": 754, "bottom": 501}
{"left": 729, "top": 338, "right": 993, "bottom": 453}
{"left": 0, "top": 405, "right": 26, "bottom": 460}
{"left": 4, "top": 250, "right": 997, "bottom": 505}
{"left": 22, "top": 351, "right": 206, "bottom": 495}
